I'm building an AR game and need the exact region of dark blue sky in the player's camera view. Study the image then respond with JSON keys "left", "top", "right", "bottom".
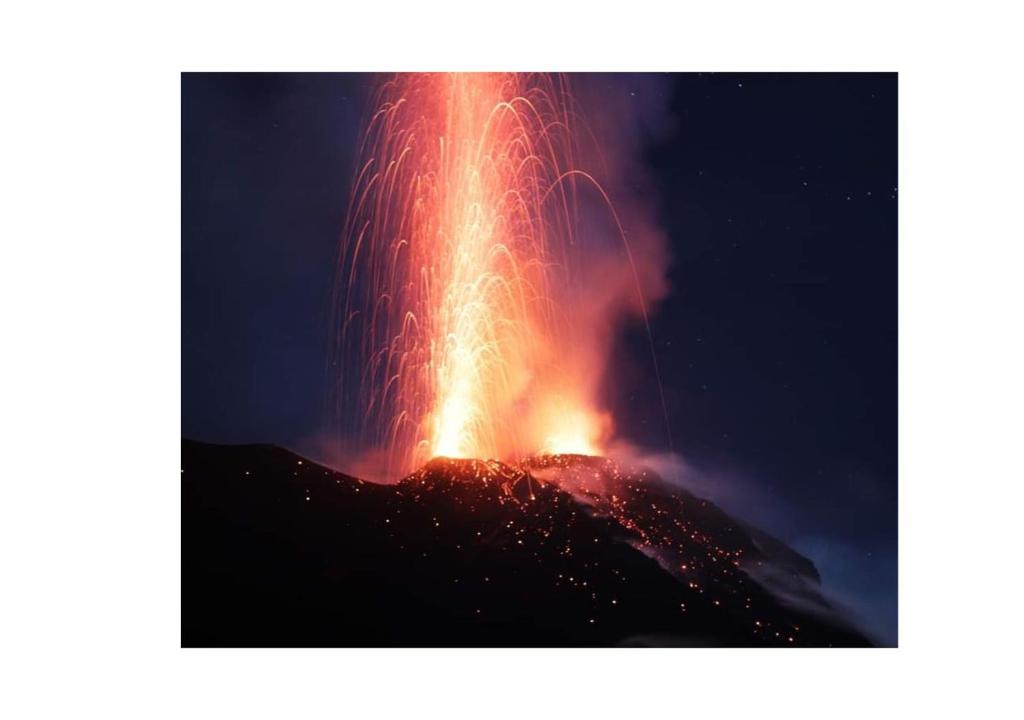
{"left": 182, "top": 72, "right": 897, "bottom": 643}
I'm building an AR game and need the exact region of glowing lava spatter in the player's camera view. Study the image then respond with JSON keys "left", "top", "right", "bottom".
{"left": 335, "top": 73, "right": 646, "bottom": 477}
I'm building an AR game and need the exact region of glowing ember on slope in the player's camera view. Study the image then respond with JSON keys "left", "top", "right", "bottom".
{"left": 183, "top": 441, "right": 871, "bottom": 646}
{"left": 335, "top": 73, "right": 661, "bottom": 477}
{"left": 390, "top": 452, "right": 836, "bottom": 645}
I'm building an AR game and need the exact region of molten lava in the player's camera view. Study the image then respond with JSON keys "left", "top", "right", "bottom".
{"left": 336, "top": 73, "right": 647, "bottom": 477}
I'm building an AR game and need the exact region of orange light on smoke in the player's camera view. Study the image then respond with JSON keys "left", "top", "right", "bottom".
{"left": 337, "top": 73, "right": 632, "bottom": 476}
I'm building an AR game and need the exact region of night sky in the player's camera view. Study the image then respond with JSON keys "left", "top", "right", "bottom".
{"left": 182, "top": 73, "right": 897, "bottom": 643}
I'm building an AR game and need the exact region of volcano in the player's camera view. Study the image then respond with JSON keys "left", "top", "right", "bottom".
{"left": 182, "top": 439, "right": 871, "bottom": 646}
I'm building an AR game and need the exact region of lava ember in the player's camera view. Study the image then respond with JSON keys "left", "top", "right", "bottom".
{"left": 335, "top": 73, "right": 652, "bottom": 476}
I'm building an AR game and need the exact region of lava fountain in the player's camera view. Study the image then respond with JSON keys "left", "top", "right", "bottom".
{"left": 334, "top": 73, "right": 662, "bottom": 478}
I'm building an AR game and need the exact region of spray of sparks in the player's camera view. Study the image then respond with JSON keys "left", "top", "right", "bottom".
{"left": 336, "top": 73, "right": 656, "bottom": 477}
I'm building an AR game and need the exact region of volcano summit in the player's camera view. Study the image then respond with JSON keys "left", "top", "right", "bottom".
{"left": 182, "top": 440, "right": 870, "bottom": 646}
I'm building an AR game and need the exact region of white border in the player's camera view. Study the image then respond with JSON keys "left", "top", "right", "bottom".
{"left": 3, "top": 1, "right": 1022, "bottom": 717}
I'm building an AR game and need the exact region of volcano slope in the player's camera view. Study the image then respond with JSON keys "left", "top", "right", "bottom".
{"left": 182, "top": 440, "right": 870, "bottom": 647}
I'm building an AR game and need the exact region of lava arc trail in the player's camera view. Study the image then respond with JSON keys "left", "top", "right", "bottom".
{"left": 334, "top": 72, "right": 663, "bottom": 478}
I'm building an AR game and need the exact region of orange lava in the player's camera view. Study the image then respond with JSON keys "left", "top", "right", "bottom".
{"left": 337, "top": 73, "right": 624, "bottom": 476}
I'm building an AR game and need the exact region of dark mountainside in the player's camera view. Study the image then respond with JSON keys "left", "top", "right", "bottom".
{"left": 182, "top": 440, "right": 871, "bottom": 646}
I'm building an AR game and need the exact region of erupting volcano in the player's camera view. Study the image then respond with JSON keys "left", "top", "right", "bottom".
{"left": 181, "top": 72, "right": 890, "bottom": 647}
{"left": 334, "top": 72, "right": 663, "bottom": 477}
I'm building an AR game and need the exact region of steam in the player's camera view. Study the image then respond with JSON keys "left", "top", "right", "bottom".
{"left": 602, "top": 441, "right": 894, "bottom": 645}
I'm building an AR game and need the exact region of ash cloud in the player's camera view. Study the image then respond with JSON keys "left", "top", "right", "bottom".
{"left": 527, "top": 74, "right": 676, "bottom": 449}
{"left": 294, "top": 430, "right": 399, "bottom": 485}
